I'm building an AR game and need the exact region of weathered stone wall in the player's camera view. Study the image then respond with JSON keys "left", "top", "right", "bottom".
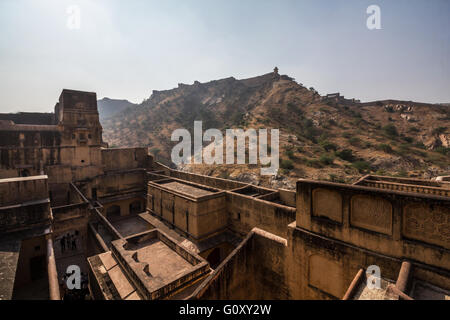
{"left": 102, "top": 197, "right": 145, "bottom": 218}
{"left": 192, "top": 228, "right": 289, "bottom": 299}
{"left": 0, "top": 112, "right": 55, "bottom": 125}
{"left": 0, "top": 176, "right": 50, "bottom": 233}
{"left": 0, "top": 175, "right": 48, "bottom": 206}
{"left": 192, "top": 179, "right": 450, "bottom": 300}
{"left": 285, "top": 222, "right": 450, "bottom": 299}
{"left": 0, "top": 89, "right": 105, "bottom": 182}
{"left": 93, "top": 170, "right": 147, "bottom": 199}
{"left": 284, "top": 223, "right": 402, "bottom": 299}
{"left": 12, "top": 235, "right": 48, "bottom": 290}
{"left": 227, "top": 192, "right": 296, "bottom": 238}
{"left": 0, "top": 129, "right": 62, "bottom": 179}
{"left": 296, "top": 180, "right": 450, "bottom": 270}
{"left": 150, "top": 167, "right": 296, "bottom": 239}
{"left": 192, "top": 232, "right": 258, "bottom": 299}
{"left": 147, "top": 180, "right": 227, "bottom": 240}
{"left": 287, "top": 179, "right": 450, "bottom": 299}
{"left": 101, "top": 147, "right": 151, "bottom": 172}
{"left": 170, "top": 170, "right": 247, "bottom": 190}
{"left": 279, "top": 189, "right": 296, "bottom": 207}
{"left": 0, "top": 201, "right": 50, "bottom": 233}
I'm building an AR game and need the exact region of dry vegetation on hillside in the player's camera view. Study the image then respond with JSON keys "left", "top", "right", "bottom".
{"left": 102, "top": 72, "right": 449, "bottom": 189}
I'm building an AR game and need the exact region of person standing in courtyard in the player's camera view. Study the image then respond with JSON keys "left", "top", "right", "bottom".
{"left": 60, "top": 235, "right": 66, "bottom": 254}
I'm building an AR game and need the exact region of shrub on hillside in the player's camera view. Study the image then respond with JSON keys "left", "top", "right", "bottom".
{"left": 395, "top": 170, "right": 408, "bottom": 177}
{"left": 348, "top": 137, "right": 361, "bottom": 146}
{"left": 319, "top": 154, "right": 334, "bottom": 165}
{"left": 305, "top": 159, "right": 323, "bottom": 168}
{"left": 319, "top": 140, "right": 338, "bottom": 151}
{"left": 280, "top": 159, "right": 294, "bottom": 170}
{"left": 328, "top": 174, "right": 345, "bottom": 183}
{"left": 382, "top": 124, "right": 398, "bottom": 138}
{"left": 352, "top": 161, "right": 371, "bottom": 173}
{"left": 413, "top": 142, "right": 426, "bottom": 149}
{"left": 335, "top": 149, "right": 354, "bottom": 162}
{"left": 432, "top": 127, "right": 447, "bottom": 135}
{"left": 435, "top": 146, "right": 449, "bottom": 155}
{"left": 377, "top": 144, "right": 393, "bottom": 153}
{"left": 342, "top": 132, "right": 352, "bottom": 139}
{"left": 402, "top": 136, "right": 414, "bottom": 143}
{"left": 398, "top": 144, "right": 411, "bottom": 154}
{"left": 285, "top": 149, "right": 296, "bottom": 160}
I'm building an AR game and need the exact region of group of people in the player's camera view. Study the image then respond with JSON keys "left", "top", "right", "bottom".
{"left": 59, "top": 231, "right": 79, "bottom": 254}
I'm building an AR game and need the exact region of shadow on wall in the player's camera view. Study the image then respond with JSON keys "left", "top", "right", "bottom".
{"left": 191, "top": 228, "right": 289, "bottom": 300}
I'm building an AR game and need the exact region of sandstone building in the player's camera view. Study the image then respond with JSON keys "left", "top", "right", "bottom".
{"left": 0, "top": 89, "right": 449, "bottom": 300}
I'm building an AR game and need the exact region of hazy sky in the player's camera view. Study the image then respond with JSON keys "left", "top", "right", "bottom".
{"left": 1, "top": 0, "right": 449, "bottom": 113}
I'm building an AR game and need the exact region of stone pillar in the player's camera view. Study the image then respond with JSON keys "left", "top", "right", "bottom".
{"left": 395, "top": 261, "right": 412, "bottom": 293}
{"left": 46, "top": 235, "right": 61, "bottom": 300}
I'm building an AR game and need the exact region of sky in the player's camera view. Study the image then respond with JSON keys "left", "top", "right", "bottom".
{"left": 0, "top": 0, "right": 449, "bottom": 113}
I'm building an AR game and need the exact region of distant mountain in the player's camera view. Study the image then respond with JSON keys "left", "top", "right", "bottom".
{"left": 101, "top": 71, "right": 449, "bottom": 188}
{"left": 97, "top": 97, "right": 137, "bottom": 121}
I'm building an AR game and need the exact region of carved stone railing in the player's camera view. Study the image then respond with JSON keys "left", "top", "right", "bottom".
{"left": 362, "top": 181, "right": 449, "bottom": 197}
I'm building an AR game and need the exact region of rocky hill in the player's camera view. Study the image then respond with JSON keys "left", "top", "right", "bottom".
{"left": 97, "top": 97, "right": 137, "bottom": 121}
{"left": 101, "top": 70, "right": 449, "bottom": 189}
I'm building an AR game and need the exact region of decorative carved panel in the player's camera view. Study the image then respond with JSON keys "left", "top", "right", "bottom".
{"left": 403, "top": 203, "right": 449, "bottom": 249}
{"left": 350, "top": 195, "right": 392, "bottom": 235}
{"left": 312, "top": 188, "right": 343, "bottom": 223}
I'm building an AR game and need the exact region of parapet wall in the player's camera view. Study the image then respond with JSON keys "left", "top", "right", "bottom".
{"left": 0, "top": 112, "right": 55, "bottom": 125}
{"left": 101, "top": 147, "right": 151, "bottom": 172}
{"left": 354, "top": 175, "right": 450, "bottom": 197}
{"left": 0, "top": 175, "right": 50, "bottom": 233}
{"left": 169, "top": 169, "right": 248, "bottom": 190}
{"left": 0, "top": 175, "right": 49, "bottom": 206}
{"left": 93, "top": 169, "right": 147, "bottom": 200}
{"left": 296, "top": 179, "right": 450, "bottom": 270}
{"left": 227, "top": 191, "right": 296, "bottom": 238}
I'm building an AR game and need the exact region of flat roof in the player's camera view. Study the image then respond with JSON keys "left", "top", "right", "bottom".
{"left": 159, "top": 181, "right": 215, "bottom": 198}
{"left": 111, "top": 229, "right": 209, "bottom": 299}
{"left": 132, "top": 238, "right": 193, "bottom": 279}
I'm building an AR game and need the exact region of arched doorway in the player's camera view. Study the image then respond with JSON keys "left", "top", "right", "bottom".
{"left": 129, "top": 200, "right": 142, "bottom": 215}
{"left": 106, "top": 205, "right": 121, "bottom": 221}
{"left": 206, "top": 248, "right": 221, "bottom": 269}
